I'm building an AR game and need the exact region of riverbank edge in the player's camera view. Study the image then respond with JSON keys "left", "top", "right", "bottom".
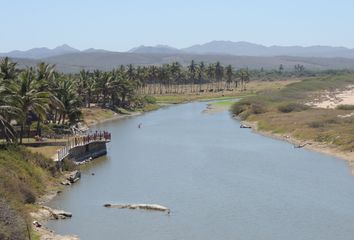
{"left": 237, "top": 118, "right": 354, "bottom": 172}
{"left": 32, "top": 108, "right": 154, "bottom": 239}
{"left": 205, "top": 101, "right": 354, "bottom": 168}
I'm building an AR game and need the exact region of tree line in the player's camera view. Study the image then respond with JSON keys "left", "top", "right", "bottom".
{"left": 0, "top": 57, "right": 140, "bottom": 143}
{"left": 0, "top": 56, "right": 319, "bottom": 143}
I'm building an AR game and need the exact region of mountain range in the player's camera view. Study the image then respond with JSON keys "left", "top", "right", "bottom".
{"left": 2, "top": 41, "right": 354, "bottom": 59}
{"left": 0, "top": 44, "right": 107, "bottom": 59}
{"left": 2, "top": 41, "right": 354, "bottom": 73}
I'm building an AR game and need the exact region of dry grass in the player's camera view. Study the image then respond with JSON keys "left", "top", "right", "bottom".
{"left": 154, "top": 80, "right": 299, "bottom": 104}
{"left": 27, "top": 146, "right": 61, "bottom": 159}
{"left": 233, "top": 74, "right": 354, "bottom": 152}
{"left": 81, "top": 107, "right": 116, "bottom": 126}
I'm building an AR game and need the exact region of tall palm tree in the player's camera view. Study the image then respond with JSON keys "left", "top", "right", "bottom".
{"left": 9, "top": 68, "right": 52, "bottom": 144}
{"left": 0, "top": 57, "right": 18, "bottom": 80}
{"left": 225, "top": 65, "right": 233, "bottom": 89}
{"left": 195, "top": 62, "right": 204, "bottom": 92}
{"left": 56, "top": 76, "right": 81, "bottom": 124}
{"left": 188, "top": 60, "right": 197, "bottom": 92}
{"left": 214, "top": 62, "right": 224, "bottom": 91}
{"left": 0, "top": 79, "right": 19, "bottom": 141}
{"left": 206, "top": 64, "right": 215, "bottom": 91}
{"left": 236, "top": 69, "right": 250, "bottom": 91}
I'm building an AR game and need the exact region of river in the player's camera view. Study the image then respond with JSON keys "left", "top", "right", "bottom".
{"left": 47, "top": 101, "right": 354, "bottom": 240}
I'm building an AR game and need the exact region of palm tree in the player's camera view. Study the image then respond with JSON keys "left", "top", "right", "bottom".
{"left": 9, "top": 68, "right": 52, "bottom": 144}
{"left": 197, "top": 62, "right": 205, "bottom": 92}
{"left": 214, "top": 62, "right": 224, "bottom": 91}
{"left": 236, "top": 69, "right": 250, "bottom": 91}
{"left": 225, "top": 65, "right": 233, "bottom": 89}
{"left": 0, "top": 57, "right": 18, "bottom": 80}
{"left": 56, "top": 76, "right": 81, "bottom": 124}
{"left": 206, "top": 64, "right": 215, "bottom": 91}
{"left": 188, "top": 60, "right": 197, "bottom": 92}
{"left": 0, "top": 79, "right": 19, "bottom": 141}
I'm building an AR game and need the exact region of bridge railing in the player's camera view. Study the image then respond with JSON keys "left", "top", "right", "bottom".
{"left": 56, "top": 131, "right": 111, "bottom": 162}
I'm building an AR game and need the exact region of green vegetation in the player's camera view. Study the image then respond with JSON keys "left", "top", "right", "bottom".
{"left": 231, "top": 74, "right": 354, "bottom": 151}
{"left": 336, "top": 104, "right": 354, "bottom": 110}
{"left": 210, "top": 100, "right": 236, "bottom": 107}
{"left": 0, "top": 145, "right": 59, "bottom": 240}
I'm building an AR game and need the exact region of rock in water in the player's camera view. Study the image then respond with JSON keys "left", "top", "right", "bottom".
{"left": 67, "top": 170, "right": 81, "bottom": 183}
{"left": 104, "top": 203, "right": 170, "bottom": 212}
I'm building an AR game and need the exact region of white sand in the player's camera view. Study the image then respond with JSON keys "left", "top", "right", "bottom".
{"left": 308, "top": 85, "right": 354, "bottom": 109}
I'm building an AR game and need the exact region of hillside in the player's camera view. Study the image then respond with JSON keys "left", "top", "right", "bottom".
{"left": 8, "top": 52, "right": 354, "bottom": 73}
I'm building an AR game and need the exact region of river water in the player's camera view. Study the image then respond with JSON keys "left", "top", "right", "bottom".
{"left": 47, "top": 102, "right": 354, "bottom": 240}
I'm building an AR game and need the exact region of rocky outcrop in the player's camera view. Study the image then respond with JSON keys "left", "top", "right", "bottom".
{"left": 31, "top": 206, "right": 72, "bottom": 221}
{"left": 104, "top": 203, "right": 170, "bottom": 213}
{"left": 66, "top": 170, "right": 81, "bottom": 183}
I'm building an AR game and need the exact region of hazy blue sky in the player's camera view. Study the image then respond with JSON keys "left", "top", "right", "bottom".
{"left": 1, "top": 0, "right": 354, "bottom": 51}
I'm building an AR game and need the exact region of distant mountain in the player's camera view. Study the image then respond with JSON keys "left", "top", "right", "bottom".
{"left": 3, "top": 41, "right": 354, "bottom": 60}
{"left": 182, "top": 41, "right": 354, "bottom": 58}
{"left": 128, "top": 45, "right": 181, "bottom": 54}
{"left": 0, "top": 44, "right": 80, "bottom": 59}
{"left": 83, "top": 48, "right": 110, "bottom": 53}
{"left": 9, "top": 52, "right": 354, "bottom": 73}
{"left": 3, "top": 41, "right": 354, "bottom": 73}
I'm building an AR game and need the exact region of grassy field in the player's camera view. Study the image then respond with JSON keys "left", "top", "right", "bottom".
{"left": 154, "top": 80, "right": 299, "bottom": 104}
{"left": 231, "top": 74, "right": 354, "bottom": 152}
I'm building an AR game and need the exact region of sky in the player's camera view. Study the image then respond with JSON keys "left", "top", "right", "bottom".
{"left": 1, "top": 0, "right": 354, "bottom": 52}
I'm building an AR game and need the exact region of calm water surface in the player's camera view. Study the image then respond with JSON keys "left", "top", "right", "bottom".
{"left": 47, "top": 102, "right": 354, "bottom": 240}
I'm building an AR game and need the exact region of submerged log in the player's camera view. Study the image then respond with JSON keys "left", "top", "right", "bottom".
{"left": 104, "top": 203, "right": 170, "bottom": 213}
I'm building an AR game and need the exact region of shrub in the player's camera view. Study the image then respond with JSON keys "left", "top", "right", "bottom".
{"left": 250, "top": 102, "right": 267, "bottom": 114}
{"left": 19, "top": 185, "right": 36, "bottom": 204}
{"left": 144, "top": 95, "right": 157, "bottom": 104}
{"left": 308, "top": 121, "right": 324, "bottom": 128}
{"left": 231, "top": 103, "right": 248, "bottom": 115}
{"left": 231, "top": 99, "right": 267, "bottom": 119}
{"left": 278, "top": 102, "right": 309, "bottom": 113}
{"left": 336, "top": 104, "right": 354, "bottom": 110}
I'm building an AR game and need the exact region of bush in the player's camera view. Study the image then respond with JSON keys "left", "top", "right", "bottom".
{"left": 308, "top": 121, "right": 324, "bottom": 128}
{"left": 144, "top": 95, "right": 157, "bottom": 104}
{"left": 250, "top": 102, "right": 267, "bottom": 114}
{"left": 231, "top": 99, "right": 267, "bottom": 118}
{"left": 336, "top": 104, "right": 354, "bottom": 110}
{"left": 231, "top": 103, "right": 248, "bottom": 115}
{"left": 278, "top": 102, "right": 309, "bottom": 113}
{"left": 19, "top": 185, "right": 36, "bottom": 204}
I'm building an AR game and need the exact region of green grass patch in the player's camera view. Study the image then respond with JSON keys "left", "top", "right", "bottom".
{"left": 336, "top": 104, "right": 354, "bottom": 110}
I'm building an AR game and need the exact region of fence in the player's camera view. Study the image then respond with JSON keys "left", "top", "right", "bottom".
{"left": 56, "top": 131, "right": 111, "bottom": 162}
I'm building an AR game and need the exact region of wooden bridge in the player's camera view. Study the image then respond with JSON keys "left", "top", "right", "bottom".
{"left": 55, "top": 131, "right": 111, "bottom": 162}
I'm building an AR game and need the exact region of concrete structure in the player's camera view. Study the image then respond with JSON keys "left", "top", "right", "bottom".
{"left": 55, "top": 131, "right": 111, "bottom": 163}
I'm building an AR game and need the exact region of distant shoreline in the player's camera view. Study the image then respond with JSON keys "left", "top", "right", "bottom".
{"left": 238, "top": 118, "right": 354, "bottom": 173}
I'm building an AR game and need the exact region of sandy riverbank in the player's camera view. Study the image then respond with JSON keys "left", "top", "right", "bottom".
{"left": 82, "top": 109, "right": 142, "bottom": 127}
{"left": 203, "top": 102, "right": 354, "bottom": 173}
{"left": 31, "top": 185, "right": 79, "bottom": 240}
{"left": 308, "top": 85, "right": 354, "bottom": 109}
{"left": 239, "top": 119, "right": 354, "bottom": 172}
{"left": 202, "top": 103, "right": 230, "bottom": 114}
